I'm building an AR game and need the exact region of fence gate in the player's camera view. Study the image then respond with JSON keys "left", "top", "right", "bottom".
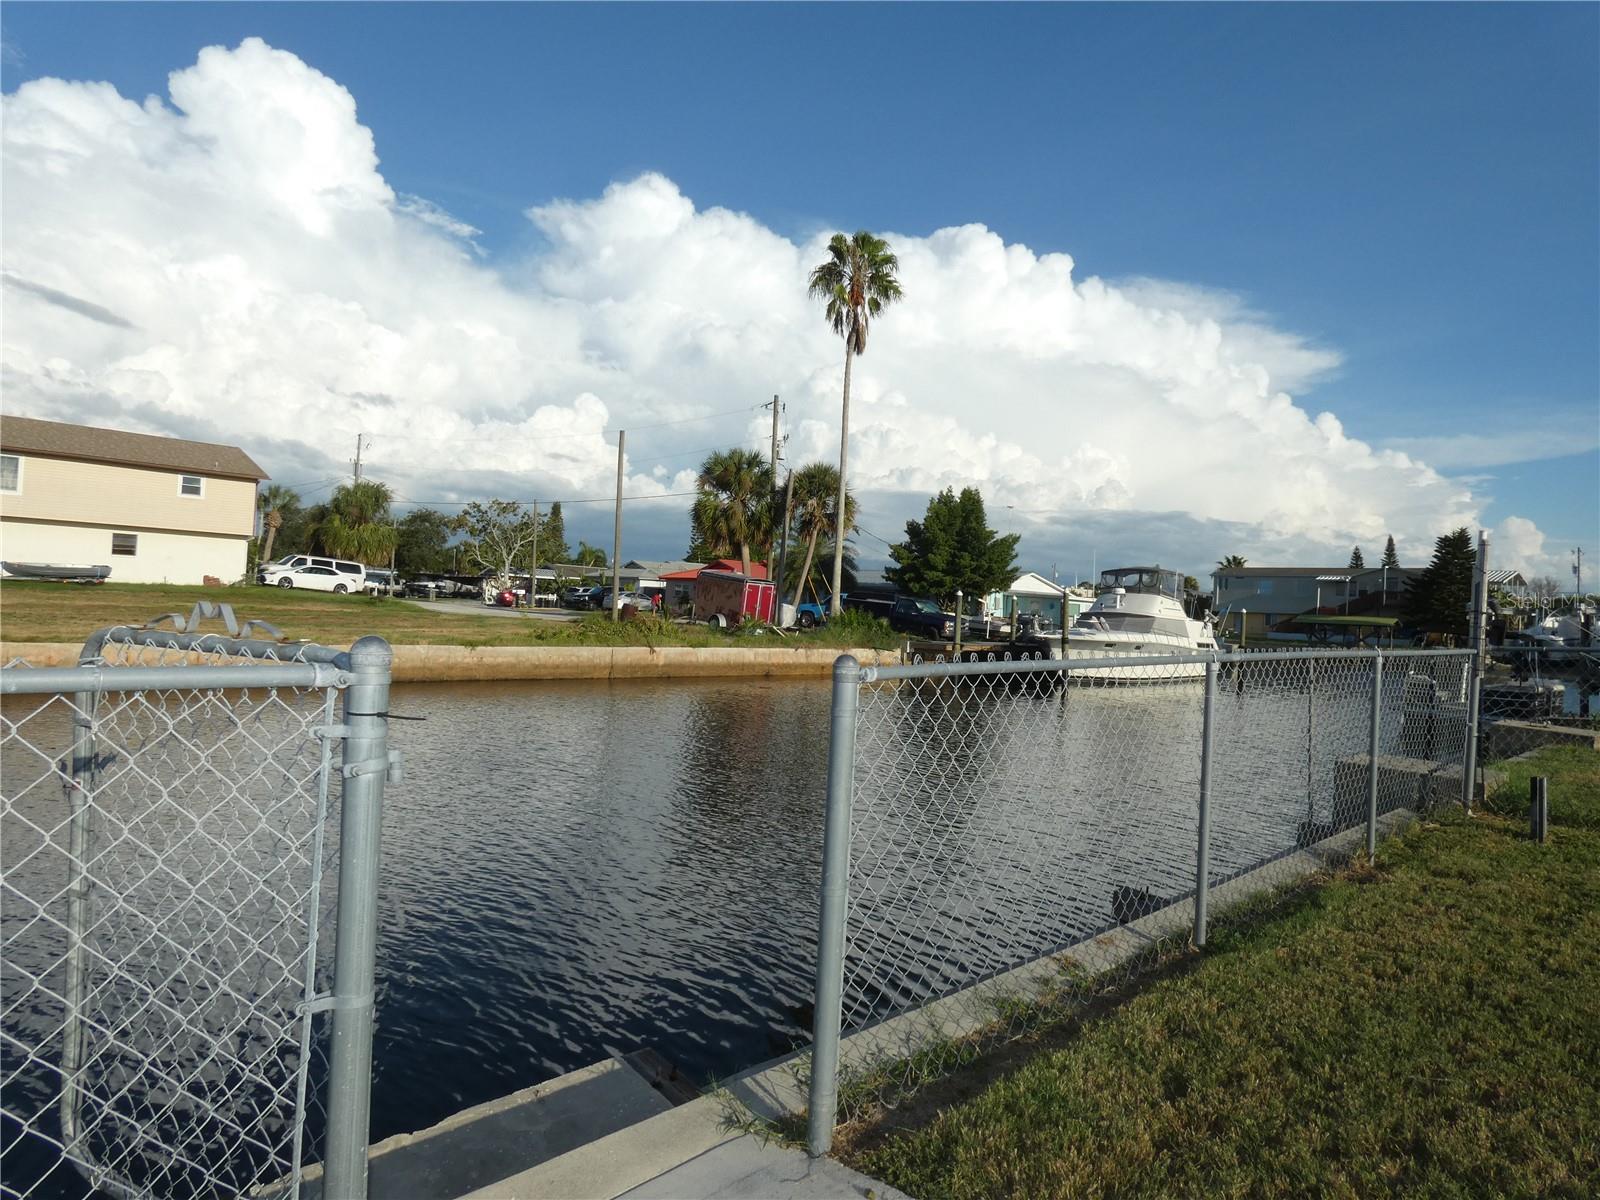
{"left": 2, "top": 614, "right": 392, "bottom": 1200}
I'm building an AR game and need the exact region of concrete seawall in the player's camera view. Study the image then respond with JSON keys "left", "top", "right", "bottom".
{"left": 1, "top": 641, "right": 900, "bottom": 682}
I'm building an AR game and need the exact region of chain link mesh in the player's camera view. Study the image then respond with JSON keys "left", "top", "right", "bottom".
{"left": 2, "top": 631, "right": 347, "bottom": 1200}
{"left": 1479, "top": 644, "right": 1600, "bottom": 759}
{"left": 827, "top": 648, "right": 1474, "bottom": 1122}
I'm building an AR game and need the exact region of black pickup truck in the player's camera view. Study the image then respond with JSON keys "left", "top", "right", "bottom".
{"left": 882, "top": 596, "right": 957, "bottom": 640}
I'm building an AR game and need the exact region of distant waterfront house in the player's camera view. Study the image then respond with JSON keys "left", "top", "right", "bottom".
{"left": 0, "top": 415, "right": 266, "bottom": 584}
{"left": 1211, "top": 564, "right": 1422, "bottom": 639}
{"left": 656, "top": 558, "right": 761, "bottom": 609}
{"left": 983, "top": 572, "right": 1095, "bottom": 624}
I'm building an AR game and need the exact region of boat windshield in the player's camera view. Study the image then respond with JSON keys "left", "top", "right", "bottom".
{"left": 1097, "top": 567, "right": 1183, "bottom": 597}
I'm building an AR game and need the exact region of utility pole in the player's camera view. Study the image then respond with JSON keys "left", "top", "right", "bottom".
{"left": 528, "top": 500, "right": 540, "bottom": 609}
{"left": 774, "top": 468, "right": 795, "bottom": 621}
{"left": 767, "top": 394, "right": 782, "bottom": 587}
{"left": 352, "top": 434, "right": 366, "bottom": 483}
{"left": 1575, "top": 546, "right": 1584, "bottom": 596}
{"left": 611, "top": 431, "right": 625, "bottom": 621}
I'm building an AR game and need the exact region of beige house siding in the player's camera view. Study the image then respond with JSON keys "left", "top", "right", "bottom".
{"left": 1, "top": 455, "right": 256, "bottom": 536}
{"left": 0, "top": 518, "right": 249, "bottom": 584}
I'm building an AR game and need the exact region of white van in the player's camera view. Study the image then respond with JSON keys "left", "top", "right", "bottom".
{"left": 258, "top": 554, "right": 366, "bottom": 590}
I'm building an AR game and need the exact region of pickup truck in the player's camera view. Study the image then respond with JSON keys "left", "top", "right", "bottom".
{"left": 886, "top": 596, "right": 956, "bottom": 641}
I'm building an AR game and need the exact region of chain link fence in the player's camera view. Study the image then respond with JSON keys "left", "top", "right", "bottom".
{"left": 2, "top": 611, "right": 392, "bottom": 1200}
{"left": 805, "top": 647, "right": 1475, "bottom": 1152}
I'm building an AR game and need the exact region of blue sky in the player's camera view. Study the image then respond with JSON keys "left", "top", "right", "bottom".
{"left": 2, "top": 2, "right": 1595, "bottom": 578}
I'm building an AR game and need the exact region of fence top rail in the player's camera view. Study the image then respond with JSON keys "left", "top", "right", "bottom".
{"left": 82, "top": 624, "right": 352, "bottom": 668}
{"left": 858, "top": 646, "right": 1473, "bottom": 683}
{"left": 0, "top": 660, "right": 349, "bottom": 696}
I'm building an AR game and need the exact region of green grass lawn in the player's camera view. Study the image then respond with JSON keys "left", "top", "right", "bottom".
{"left": 1486, "top": 744, "right": 1600, "bottom": 829}
{"left": 844, "top": 751, "right": 1600, "bottom": 1199}
{"left": 0, "top": 580, "right": 901, "bottom": 651}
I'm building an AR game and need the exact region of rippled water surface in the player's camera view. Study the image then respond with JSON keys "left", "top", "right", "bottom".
{"left": 367, "top": 677, "right": 834, "bottom": 1138}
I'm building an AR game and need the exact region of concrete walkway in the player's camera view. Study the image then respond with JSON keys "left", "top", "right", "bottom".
{"left": 619, "top": 1135, "right": 911, "bottom": 1200}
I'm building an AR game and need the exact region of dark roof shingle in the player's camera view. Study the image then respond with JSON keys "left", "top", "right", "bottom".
{"left": 0, "top": 415, "right": 267, "bottom": 480}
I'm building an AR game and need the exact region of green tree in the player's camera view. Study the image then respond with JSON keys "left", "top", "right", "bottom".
{"left": 808, "top": 230, "right": 903, "bottom": 614}
{"left": 317, "top": 480, "right": 399, "bottom": 564}
{"left": 1217, "top": 554, "right": 1247, "bottom": 571}
{"left": 1349, "top": 546, "right": 1365, "bottom": 569}
{"left": 576, "top": 541, "right": 607, "bottom": 567}
{"left": 692, "top": 448, "right": 773, "bottom": 576}
{"left": 785, "top": 462, "right": 857, "bottom": 608}
{"left": 1404, "top": 527, "right": 1475, "bottom": 640}
{"left": 454, "top": 499, "right": 538, "bottom": 588}
{"left": 395, "top": 508, "right": 454, "bottom": 574}
{"left": 886, "top": 487, "right": 1020, "bottom": 608}
{"left": 1183, "top": 575, "right": 1200, "bottom": 594}
{"left": 1381, "top": 535, "right": 1400, "bottom": 569}
{"left": 540, "top": 502, "right": 571, "bottom": 564}
{"left": 255, "top": 484, "right": 301, "bottom": 568}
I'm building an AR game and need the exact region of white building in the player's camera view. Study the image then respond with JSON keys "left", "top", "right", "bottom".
{"left": 983, "top": 572, "right": 1095, "bottom": 624}
{"left": 1, "top": 416, "right": 267, "bottom": 585}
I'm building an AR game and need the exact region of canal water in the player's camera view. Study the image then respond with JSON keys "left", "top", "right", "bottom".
{"left": 369, "top": 677, "right": 833, "bottom": 1138}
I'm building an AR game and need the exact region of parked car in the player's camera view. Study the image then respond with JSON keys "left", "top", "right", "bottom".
{"left": 795, "top": 601, "right": 827, "bottom": 628}
{"left": 614, "top": 590, "right": 654, "bottom": 611}
{"left": 274, "top": 565, "right": 359, "bottom": 594}
{"left": 561, "top": 583, "right": 596, "bottom": 608}
{"left": 887, "top": 596, "right": 957, "bottom": 640}
{"left": 259, "top": 554, "right": 366, "bottom": 590}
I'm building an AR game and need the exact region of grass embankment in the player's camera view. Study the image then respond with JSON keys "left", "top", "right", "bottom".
{"left": 844, "top": 749, "right": 1600, "bottom": 1199}
{"left": 0, "top": 581, "right": 900, "bottom": 650}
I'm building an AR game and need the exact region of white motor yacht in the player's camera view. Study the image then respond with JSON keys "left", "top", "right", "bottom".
{"left": 1053, "top": 567, "right": 1217, "bottom": 681}
{"left": 1513, "top": 604, "right": 1595, "bottom": 648}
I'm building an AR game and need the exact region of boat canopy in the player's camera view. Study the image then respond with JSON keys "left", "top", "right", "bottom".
{"left": 1097, "top": 566, "right": 1184, "bottom": 598}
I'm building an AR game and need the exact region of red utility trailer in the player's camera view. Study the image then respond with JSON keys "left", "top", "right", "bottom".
{"left": 692, "top": 570, "right": 777, "bottom": 625}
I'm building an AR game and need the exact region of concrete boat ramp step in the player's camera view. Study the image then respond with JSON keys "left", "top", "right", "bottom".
{"left": 302, "top": 1051, "right": 688, "bottom": 1199}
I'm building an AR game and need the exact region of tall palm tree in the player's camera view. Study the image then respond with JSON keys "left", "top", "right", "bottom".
{"left": 693, "top": 449, "right": 772, "bottom": 576}
{"left": 1217, "top": 554, "right": 1247, "bottom": 571}
{"left": 787, "top": 461, "right": 857, "bottom": 609}
{"left": 808, "top": 230, "right": 903, "bottom": 615}
{"left": 256, "top": 484, "right": 301, "bottom": 568}
{"left": 318, "top": 479, "right": 399, "bottom": 564}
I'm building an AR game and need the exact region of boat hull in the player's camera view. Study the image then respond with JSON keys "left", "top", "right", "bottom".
{"left": 1, "top": 561, "right": 111, "bottom": 582}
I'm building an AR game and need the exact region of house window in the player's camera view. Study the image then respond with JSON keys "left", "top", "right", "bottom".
{"left": 112, "top": 533, "right": 138, "bottom": 556}
{"left": 179, "top": 475, "right": 204, "bottom": 498}
{"left": 0, "top": 454, "right": 19, "bottom": 493}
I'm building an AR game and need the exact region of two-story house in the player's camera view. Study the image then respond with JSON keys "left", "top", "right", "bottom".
{"left": 0, "top": 416, "right": 267, "bottom": 585}
{"left": 1211, "top": 565, "right": 1422, "bottom": 639}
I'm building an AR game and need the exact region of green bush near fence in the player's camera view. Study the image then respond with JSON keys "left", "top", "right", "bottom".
{"left": 843, "top": 751, "right": 1600, "bottom": 1199}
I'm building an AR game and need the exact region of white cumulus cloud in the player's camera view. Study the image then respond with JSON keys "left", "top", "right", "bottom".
{"left": 0, "top": 38, "right": 1553, "bottom": 575}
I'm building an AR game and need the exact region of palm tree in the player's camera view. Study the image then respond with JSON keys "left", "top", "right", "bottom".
{"left": 317, "top": 479, "right": 399, "bottom": 564}
{"left": 808, "top": 230, "right": 903, "bottom": 615}
{"left": 1217, "top": 554, "right": 1247, "bottom": 571}
{"left": 256, "top": 484, "right": 301, "bottom": 568}
{"left": 693, "top": 449, "right": 773, "bottom": 576}
{"left": 787, "top": 461, "right": 857, "bottom": 609}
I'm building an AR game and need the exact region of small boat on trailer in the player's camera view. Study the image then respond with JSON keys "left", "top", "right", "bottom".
{"left": 1, "top": 561, "right": 111, "bottom": 583}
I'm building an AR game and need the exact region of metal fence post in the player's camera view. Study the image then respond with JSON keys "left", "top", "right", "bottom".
{"left": 323, "top": 636, "right": 393, "bottom": 1200}
{"left": 57, "top": 691, "right": 96, "bottom": 1157}
{"left": 1367, "top": 650, "right": 1383, "bottom": 859}
{"left": 1194, "top": 656, "right": 1217, "bottom": 947}
{"left": 1462, "top": 665, "right": 1481, "bottom": 815}
{"left": 808, "top": 654, "right": 862, "bottom": 1159}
